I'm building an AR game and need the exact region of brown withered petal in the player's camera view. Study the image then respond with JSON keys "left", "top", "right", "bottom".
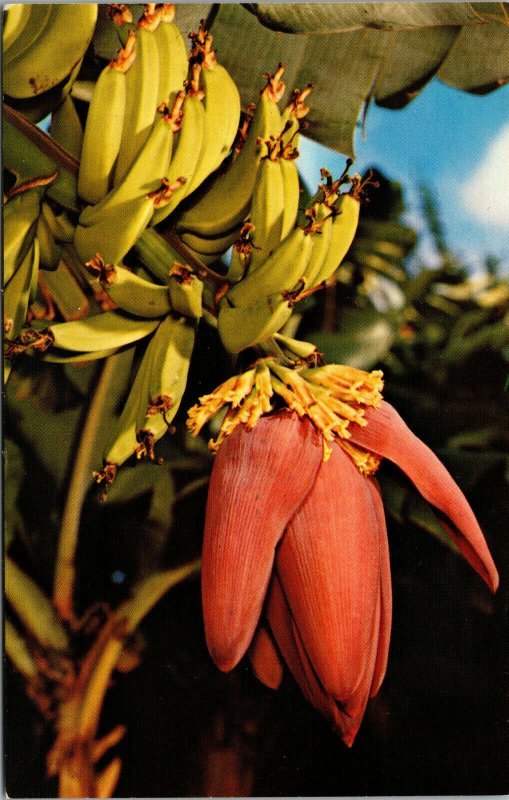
{"left": 275, "top": 442, "right": 380, "bottom": 700}
{"left": 349, "top": 401, "right": 499, "bottom": 593}
{"left": 248, "top": 625, "right": 283, "bottom": 690}
{"left": 366, "top": 477, "right": 392, "bottom": 698}
{"left": 202, "top": 411, "right": 323, "bottom": 671}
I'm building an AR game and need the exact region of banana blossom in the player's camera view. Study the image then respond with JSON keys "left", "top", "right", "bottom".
{"left": 201, "top": 404, "right": 498, "bottom": 746}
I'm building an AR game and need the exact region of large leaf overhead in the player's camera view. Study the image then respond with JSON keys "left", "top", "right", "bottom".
{"left": 438, "top": 7, "right": 509, "bottom": 92}
{"left": 208, "top": 4, "right": 390, "bottom": 155}
{"left": 195, "top": 3, "right": 509, "bottom": 156}
{"left": 373, "top": 27, "right": 461, "bottom": 108}
{"left": 245, "top": 3, "right": 481, "bottom": 33}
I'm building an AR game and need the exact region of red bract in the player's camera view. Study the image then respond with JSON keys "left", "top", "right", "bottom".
{"left": 201, "top": 405, "right": 498, "bottom": 745}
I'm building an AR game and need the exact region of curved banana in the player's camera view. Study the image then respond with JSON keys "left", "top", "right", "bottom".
{"left": 86, "top": 256, "right": 172, "bottom": 319}
{"left": 151, "top": 86, "right": 205, "bottom": 226}
{"left": 280, "top": 149, "right": 300, "bottom": 240}
{"left": 4, "top": 239, "right": 40, "bottom": 343}
{"left": 226, "top": 224, "right": 313, "bottom": 310}
{"left": 77, "top": 36, "right": 134, "bottom": 205}
{"left": 104, "top": 333, "right": 161, "bottom": 467}
{"left": 50, "top": 94, "right": 83, "bottom": 161}
{"left": 41, "top": 201, "right": 75, "bottom": 244}
{"left": 47, "top": 310, "right": 159, "bottom": 353}
{"left": 3, "top": 5, "right": 51, "bottom": 68}
{"left": 247, "top": 140, "right": 285, "bottom": 274}
{"left": 154, "top": 5, "right": 188, "bottom": 109}
{"left": 168, "top": 264, "right": 203, "bottom": 319}
{"left": 175, "top": 63, "right": 286, "bottom": 239}
{"left": 79, "top": 98, "right": 181, "bottom": 227}
{"left": 218, "top": 294, "right": 293, "bottom": 354}
{"left": 104, "top": 314, "right": 195, "bottom": 467}
{"left": 4, "top": 185, "right": 43, "bottom": 284}
{"left": 280, "top": 84, "right": 313, "bottom": 148}
{"left": 179, "top": 226, "right": 240, "bottom": 261}
{"left": 307, "top": 183, "right": 361, "bottom": 289}
{"left": 74, "top": 194, "right": 157, "bottom": 266}
{"left": 36, "top": 211, "right": 62, "bottom": 271}
{"left": 4, "top": 4, "right": 98, "bottom": 99}
{"left": 301, "top": 209, "right": 333, "bottom": 287}
{"left": 146, "top": 314, "right": 196, "bottom": 415}
{"left": 183, "top": 25, "right": 241, "bottom": 198}
{"left": 113, "top": 23, "right": 160, "bottom": 186}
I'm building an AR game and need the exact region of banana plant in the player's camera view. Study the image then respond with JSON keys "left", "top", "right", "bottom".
{"left": 3, "top": 4, "right": 508, "bottom": 797}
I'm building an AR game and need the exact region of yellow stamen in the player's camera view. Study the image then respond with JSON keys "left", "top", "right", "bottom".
{"left": 186, "top": 355, "right": 384, "bottom": 474}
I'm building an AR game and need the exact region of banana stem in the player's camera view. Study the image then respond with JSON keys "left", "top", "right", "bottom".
{"left": 3, "top": 102, "right": 80, "bottom": 177}
{"left": 53, "top": 355, "right": 122, "bottom": 621}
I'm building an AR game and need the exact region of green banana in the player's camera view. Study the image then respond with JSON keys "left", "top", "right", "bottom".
{"left": 135, "top": 228, "right": 185, "bottom": 284}
{"left": 280, "top": 149, "right": 300, "bottom": 240}
{"left": 3, "top": 183, "right": 44, "bottom": 284}
{"left": 146, "top": 314, "right": 196, "bottom": 417}
{"left": 280, "top": 84, "right": 312, "bottom": 148}
{"left": 50, "top": 94, "right": 83, "bottom": 161}
{"left": 74, "top": 193, "right": 157, "bottom": 266}
{"left": 77, "top": 36, "right": 133, "bottom": 205}
{"left": 41, "top": 201, "right": 75, "bottom": 243}
{"left": 179, "top": 226, "right": 240, "bottom": 262}
{"left": 226, "top": 224, "right": 314, "bottom": 310}
{"left": 40, "top": 260, "right": 90, "bottom": 321}
{"left": 36, "top": 211, "right": 62, "bottom": 271}
{"left": 175, "top": 63, "right": 286, "bottom": 239}
{"left": 104, "top": 314, "right": 195, "bottom": 467}
{"left": 3, "top": 4, "right": 98, "bottom": 99}
{"left": 151, "top": 86, "right": 205, "bottom": 225}
{"left": 46, "top": 310, "right": 159, "bottom": 353}
{"left": 247, "top": 141, "right": 285, "bottom": 274}
{"left": 3, "top": 5, "right": 51, "bottom": 68}
{"left": 103, "top": 334, "right": 161, "bottom": 467}
{"left": 168, "top": 264, "right": 204, "bottom": 319}
{"left": 306, "top": 186, "right": 361, "bottom": 289}
{"left": 183, "top": 25, "right": 241, "bottom": 198}
{"left": 4, "top": 239, "right": 40, "bottom": 342}
{"left": 153, "top": 6, "right": 188, "bottom": 109}
{"left": 86, "top": 256, "right": 172, "bottom": 319}
{"left": 228, "top": 223, "right": 254, "bottom": 284}
{"left": 302, "top": 213, "right": 333, "bottom": 288}
{"left": 218, "top": 294, "right": 293, "bottom": 354}
{"left": 79, "top": 98, "right": 181, "bottom": 227}
{"left": 113, "top": 23, "right": 160, "bottom": 186}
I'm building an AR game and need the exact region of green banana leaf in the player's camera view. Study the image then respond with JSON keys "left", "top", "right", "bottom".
{"left": 438, "top": 6, "right": 509, "bottom": 92}
{"left": 245, "top": 4, "right": 481, "bottom": 34}
{"left": 202, "top": 4, "right": 508, "bottom": 155}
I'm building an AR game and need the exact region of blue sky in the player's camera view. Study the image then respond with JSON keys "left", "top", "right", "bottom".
{"left": 299, "top": 78, "right": 509, "bottom": 274}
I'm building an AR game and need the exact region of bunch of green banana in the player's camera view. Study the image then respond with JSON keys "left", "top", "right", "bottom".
{"left": 151, "top": 25, "right": 241, "bottom": 228}
{"left": 217, "top": 168, "right": 365, "bottom": 353}
{"left": 100, "top": 314, "right": 196, "bottom": 471}
{"left": 77, "top": 31, "right": 136, "bottom": 206}
{"left": 3, "top": 4, "right": 98, "bottom": 120}
{"left": 175, "top": 63, "right": 287, "bottom": 261}
{"left": 74, "top": 92, "right": 185, "bottom": 265}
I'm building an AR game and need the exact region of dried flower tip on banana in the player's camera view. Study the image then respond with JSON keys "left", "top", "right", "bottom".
{"left": 108, "top": 4, "right": 133, "bottom": 26}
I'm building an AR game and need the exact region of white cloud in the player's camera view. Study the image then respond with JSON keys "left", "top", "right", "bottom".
{"left": 460, "top": 123, "right": 509, "bottom": 227}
